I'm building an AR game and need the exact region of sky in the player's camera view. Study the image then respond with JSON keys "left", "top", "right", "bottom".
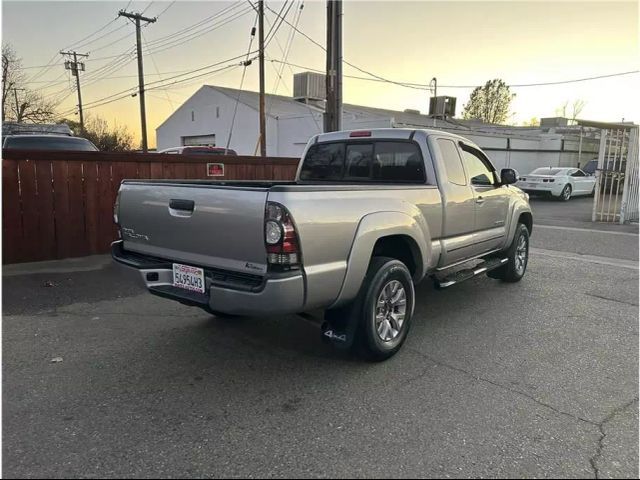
{"left": 2, "top": 0, "right": 639, "bottom": 147}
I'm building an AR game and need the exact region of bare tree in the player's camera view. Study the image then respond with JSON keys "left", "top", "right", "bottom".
{"left": 2, "top": 43, "right": 57, "bottom": 123}
{"left": 2, "top": 44, "right": 25, "bottom": 122}
{"left": 462, "top": 79, "right": 515, "bottom": 124}
{"left": 12, "top": 90, "right": 57, "bottom": 123}
{"left": 556, "top": 99, "right": 586, "bottom": 123}
{"left": 61, "top": 114, "right": 134, "bottom": 151}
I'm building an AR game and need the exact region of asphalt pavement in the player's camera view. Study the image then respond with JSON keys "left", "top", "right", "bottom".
{"left": 3, "top": 198, "right": 638, "bottom": 478}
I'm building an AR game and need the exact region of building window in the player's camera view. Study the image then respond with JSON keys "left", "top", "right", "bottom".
{"left": 181, "top": 134, "right": 216, "bottom": 147}
{"left": 216, "top": 106, "right": 220, "bottom": 118}
{"left": 191, "top": 111, "right": 195, "bottom": 122}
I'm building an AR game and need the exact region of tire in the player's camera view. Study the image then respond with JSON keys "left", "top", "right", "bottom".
{"left": 487, "top": 223, "right": 530, "bottom": 283}
{"left": 346, "top": 256, "right": 415, "bottom": 361}
{"left": 559, "top": 184, "right": 572, "bottom": 201}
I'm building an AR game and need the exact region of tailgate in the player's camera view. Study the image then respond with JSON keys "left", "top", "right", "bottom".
{"left": 117, "top": 182, "right": 269, "bottom": 275}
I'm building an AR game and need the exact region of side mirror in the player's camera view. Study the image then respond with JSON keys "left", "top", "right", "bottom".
{"left": 500, "top": 168, "right": 518, "bottom": 185}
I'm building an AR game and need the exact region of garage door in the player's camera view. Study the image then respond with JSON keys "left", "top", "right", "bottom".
{"left": 182, "top": 134, "right": 216, "bottom": 146}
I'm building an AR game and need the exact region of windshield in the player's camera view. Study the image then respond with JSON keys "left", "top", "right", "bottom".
{"left": 530, "top": 167, "right": 564, "bottom": 176}
{"left": 4, "top": 136, "right": 98, "bottom": 151}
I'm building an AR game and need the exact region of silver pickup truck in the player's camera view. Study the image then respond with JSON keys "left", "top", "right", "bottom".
{"left": 113, "top": 128, "right": 532, "bottom": 360}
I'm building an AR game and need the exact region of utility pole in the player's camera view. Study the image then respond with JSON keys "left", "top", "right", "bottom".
{"left": 324, "top": 0, "right": 342, "bottom": 132}
{"left": 119, "top": 9, "right": 156, "bottom": 152}
{"left": 258, "top": 0, "right": 267, "bottom": 157}
{"left": 11, "top": 87, "right": 25, "bottom": 122}
{"left": 61, "top": 51, "right": 88, "bottom": 130}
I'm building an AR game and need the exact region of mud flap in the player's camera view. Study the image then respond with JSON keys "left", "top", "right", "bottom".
{"left": 321, "top": 299, "right": 363, "bottom": 350}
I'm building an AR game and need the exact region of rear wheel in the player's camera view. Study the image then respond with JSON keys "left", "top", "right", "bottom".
{"left": 559, "top": 184, "right": 572, "bottom": 201}
{"left": 329, "top": 257, "right": 414, "bottom": 361}
{"left": 357, "top": 257, "right": 415, "bottom": 361}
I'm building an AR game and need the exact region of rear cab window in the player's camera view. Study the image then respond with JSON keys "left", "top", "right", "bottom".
{"left": 300, "top": 140, "right": 425, "bottom": 183}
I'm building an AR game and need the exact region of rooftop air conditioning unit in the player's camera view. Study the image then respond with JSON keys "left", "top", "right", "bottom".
{"left": 429, "top": 96, "right": 457, "bottom": 117}
{"left": 293, "top": 72, "right": 325, "bottom": 103}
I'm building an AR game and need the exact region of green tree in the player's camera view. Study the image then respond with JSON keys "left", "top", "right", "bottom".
{"left": 61, "top": 115, "right": 134, "bottom": 151}
{"left": 462, "top": 79, "right": 515, "bottom": 124}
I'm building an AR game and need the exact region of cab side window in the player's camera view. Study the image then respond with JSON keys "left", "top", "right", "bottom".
{"left": 460, "top": 146, "right": 495, "bottom": 186}
{"left": 571, "top": 169, "right": 586, "bottom": 177}
{"left": 437, "top": 138, "right": 466, "bottom": 186}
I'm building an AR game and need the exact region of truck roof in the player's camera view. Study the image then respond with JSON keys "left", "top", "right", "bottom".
{"left": 312, "top": 127, "right": 472, "bottom": 144}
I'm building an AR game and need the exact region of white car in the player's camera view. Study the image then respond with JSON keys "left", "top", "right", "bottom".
{"left": 516, "top": 167, "right": 596, "bottom": 201}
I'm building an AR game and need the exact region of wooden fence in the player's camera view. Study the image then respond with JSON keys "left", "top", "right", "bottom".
{"left": 2, "top": 150, "right": 299, "bottom": 264}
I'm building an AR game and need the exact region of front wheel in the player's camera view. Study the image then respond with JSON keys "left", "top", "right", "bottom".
{"left": 488, "top": 223, "right": 530, "bottom": 282}
{"left": 355, "top": 257, "right": 415, "bottom": 361}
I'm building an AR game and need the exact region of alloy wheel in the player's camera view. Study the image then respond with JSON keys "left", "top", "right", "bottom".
{"left": 515, "top": 234, "right": 528, "bottom": 276}
{"left": 374, "top": 280, "right": 407, "bottom": 342}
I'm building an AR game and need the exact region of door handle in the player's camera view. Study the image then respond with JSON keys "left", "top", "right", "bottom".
{"left": 169, "top": 199, "right": 195, "bottom": 211}
{"left": 476, "top": 196, "right": 485, "bottom": 204}
{"left": 168, "top": 199, "right": 195, "bottom": 217}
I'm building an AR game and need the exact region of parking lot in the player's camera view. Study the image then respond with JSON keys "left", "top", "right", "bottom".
{"left": 3, "top": 197, "right": 638, "bottom": 478}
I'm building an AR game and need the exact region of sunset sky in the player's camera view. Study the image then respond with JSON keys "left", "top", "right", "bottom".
{"left": 3, "top": 0, "right": 639, "bottom": 147}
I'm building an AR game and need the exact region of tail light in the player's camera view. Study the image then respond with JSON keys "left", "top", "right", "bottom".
{"left": 113, "top": 190, "right": 121, "bottom": 225}
{"left": 349, "top": 130, "right": 371, "bottom": 137}
{"left": 265, "top": 202, "right": 301, "bottom": 270}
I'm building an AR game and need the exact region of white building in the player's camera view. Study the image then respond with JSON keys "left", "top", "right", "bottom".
{"left": 156, "top": 72, "right": 599, "bottom": 173}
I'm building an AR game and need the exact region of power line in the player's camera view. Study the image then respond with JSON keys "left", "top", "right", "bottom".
{"left": 57, "top": 62, "right": 243, "bottom": 118}
{"left": 268, "top": 1, "right": 303, "bottom": 106}
{"left": 144, "top": 5, "right": 254, "bottom": 56}
{"left": 226, "top": 12, "right": 260, "bottom": 151}
{"left": 141, "top": 2, "right": 155, "bottom": 15}
{"left": 56, "top": 49, "right": 252, "bottom": 118}
{"left": 153, "top": 0, "right": 176, "bottom": 18}
{"left": 269, "top": 59, "right": 640, "bottom": 90}
{"left": 144, "top": 2, "right": 243, "bottom": 46}
{"left": 62, "top": 17, "right": 121, "bottom": 51}
{"left": 499, "top": 70, "right": 640, "bottom": 88}
{"left": 72, "top": 22, "right": 129, "bottom": 52}
{"left": 142, "top": 30, "right": 174, "bottom": 109}
{"left": 87, "top": 30, "right": 134, "bottom": 54}
{"left": 264, "top": 5, "right": 640, "bottom": 92}
{"left": 262, "top": 1, "right": 294, "bottom": 46}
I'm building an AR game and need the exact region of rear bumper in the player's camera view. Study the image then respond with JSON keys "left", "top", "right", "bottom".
{"left": 111, "top": 241, "right": 304, "bottom": 316}
{"left": 519, "top": 183, "right": 563, "bottom": 196}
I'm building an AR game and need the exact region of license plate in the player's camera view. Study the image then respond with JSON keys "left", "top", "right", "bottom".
{"left": 172, "top": 263, "right": 205, "bottom": 293}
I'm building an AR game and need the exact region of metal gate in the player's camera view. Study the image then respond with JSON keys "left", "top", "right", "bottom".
{"left": 589, "top": 122, "right": 639, "bottom": 224}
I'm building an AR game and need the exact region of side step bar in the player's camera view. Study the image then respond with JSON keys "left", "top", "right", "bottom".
{"left": 433, "top": 257, "right": 508, "bottom": 289}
